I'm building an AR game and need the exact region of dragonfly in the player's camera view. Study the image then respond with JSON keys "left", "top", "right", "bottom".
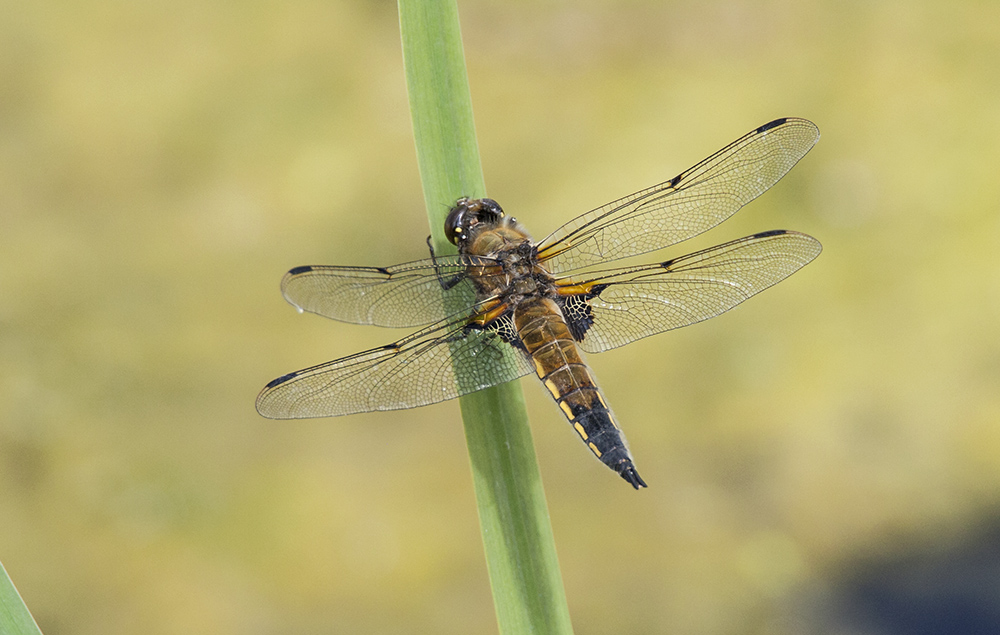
{"left": 256, "top": 117, "right": 822, "bottom": 489}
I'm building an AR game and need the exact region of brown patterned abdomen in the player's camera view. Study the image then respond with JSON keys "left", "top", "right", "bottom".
{"left": 513, "top": 297, "right": 646, "bottom": 488}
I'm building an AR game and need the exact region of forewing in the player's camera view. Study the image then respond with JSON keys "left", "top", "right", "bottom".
{"left": 279, "top": 256, "right": 477, "bottom": 328}
{"left": 537, "top": 118, "right": 820, "bottom": 273}
{"left": 561, "top": 230, "right": 821, "bottom": 353}
{"left": 256, "top": 311, "right": 533, "bottom": 418}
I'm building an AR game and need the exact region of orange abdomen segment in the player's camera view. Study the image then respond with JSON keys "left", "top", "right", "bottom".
{"left": 513, "top": 298, "right": 646, "bottom": 489}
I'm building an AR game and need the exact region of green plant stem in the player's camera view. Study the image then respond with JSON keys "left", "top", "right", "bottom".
{"left": 0, "top": 561, "right": 43, "bottom": 635}
{"left": 398, "top": 1, "right": 573, "bottom": 633}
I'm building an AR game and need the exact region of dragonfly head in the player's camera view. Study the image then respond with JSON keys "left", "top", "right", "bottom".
{"left": 445, "top": 197, "right": 506, "bottom": 246}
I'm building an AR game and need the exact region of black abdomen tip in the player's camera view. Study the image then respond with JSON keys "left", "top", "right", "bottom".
{"left": 619, "top": 461, "right": 648, "bottom": 489}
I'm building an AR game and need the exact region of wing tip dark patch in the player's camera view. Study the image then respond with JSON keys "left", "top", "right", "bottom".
{"left": 288, "top": 265, "right": 313, "bottom": 275}
{"left": 757, "top": 118, "right": 788, "bottom": 133}
{"left": 752, "top": 229, "right": 789, "bottom": 239}
{"left": 265, "top": 372, "right": 298, "bottom": 389}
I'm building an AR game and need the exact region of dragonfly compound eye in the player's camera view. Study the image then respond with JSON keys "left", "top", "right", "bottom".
{"left": 478, "top": 198, "right": 506, "bottom": 224}
{"left": 444, "top": 201, "right": 468, "bottom": 245}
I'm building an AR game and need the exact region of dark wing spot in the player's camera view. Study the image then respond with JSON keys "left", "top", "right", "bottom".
{"left": 756, "top": 117, "right": 788, "bottom": 133}
{"left": 668, "top": 174, "right": 682, "bottom": 188}
{"left": 288, "top": 266, "right": 313, "bottom": 275}
{"left": 265, "top": 372, "right": 298, "bottom": 389}
{"left": 561, "top": 294, "right": 596, "bottom": 342}
{"left": 487, "top": 312, "right": 526, "bottom": 351}
{"left": 752, "top": 229, "right": 788, "bottom": 239}
{"left": 375, "top": 266, "right": 391, "bottom": 275}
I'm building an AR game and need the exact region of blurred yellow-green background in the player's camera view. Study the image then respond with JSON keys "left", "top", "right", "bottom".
{"left": 3, "top": 1, "right": 1000, "bottom": 633}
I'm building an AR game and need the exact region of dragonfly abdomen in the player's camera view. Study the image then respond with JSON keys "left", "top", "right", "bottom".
{"left": 513, "top": 298, "right": 647, "bottom": 489}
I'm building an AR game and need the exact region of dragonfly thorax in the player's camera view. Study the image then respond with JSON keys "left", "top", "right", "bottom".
{"left": 465, "top": 232, "right": 554, "bottom": 302}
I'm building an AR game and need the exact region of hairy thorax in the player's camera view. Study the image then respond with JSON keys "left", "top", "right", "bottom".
{"left": 464, "top": 225, "right": 558, "bottom": 304}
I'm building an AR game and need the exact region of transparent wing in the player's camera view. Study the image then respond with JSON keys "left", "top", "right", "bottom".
{"left": 558, "top": 230, "right": 821, "bottom": 353}
{"left": 536, "top": 118, "right": 820, "bottom": 273}
{"left": 279, "top": 256, "right": 480, "bottom": 328}
{"left": 256, "top": 310, "right": 533, "bottom": 418}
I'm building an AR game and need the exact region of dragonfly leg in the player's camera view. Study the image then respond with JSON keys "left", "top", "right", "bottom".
{"left": 426, "top": 235, "right": 466, "bottom": 291}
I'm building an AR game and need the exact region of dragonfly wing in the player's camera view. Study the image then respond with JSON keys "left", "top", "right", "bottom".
{"left": 256, "top": 310, "right": 533, "bottom": 418}
{"left": 279, "top": 256, "right": 477, "bottom": 328}
{"left": 537, "top": 118, "right": 820, "bottom": 273}
{"left": 557, "top": 230, "right": 822, "bottom": 354}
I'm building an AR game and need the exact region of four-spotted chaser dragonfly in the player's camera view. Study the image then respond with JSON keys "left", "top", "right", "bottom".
{"left": 257, "top": 117, "right": 822, "bottom": 489}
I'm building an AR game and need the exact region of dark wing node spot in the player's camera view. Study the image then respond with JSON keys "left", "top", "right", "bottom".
{"left": 752, "top": 229, "right": 788, "bottom": 239}
{"left": 266, "top": 372, "right": 298, "bottom": 389}
{"left": 375, "top": 266, "right": 391, "bottom": 275}
{"left": 288, "top": 266, "right": 313, "bottom": 275}
{"left": 561, "top": 294, "right": 597, "bottom": 342}
{"left": 668, "top": 174, "right": 682, "bottom": 188}
{"left": 757, "top": 117, "right": 788, "bottom": 133}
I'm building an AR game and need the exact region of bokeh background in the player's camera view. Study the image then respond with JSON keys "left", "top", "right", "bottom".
{"left": 3, "top": 1, "right": 1000, "bottom": 633}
